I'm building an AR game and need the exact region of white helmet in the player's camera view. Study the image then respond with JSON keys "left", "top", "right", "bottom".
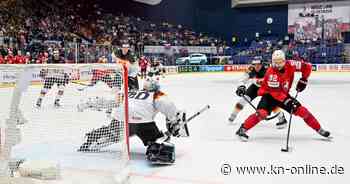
{"left": 272, "top": 50, "right": 286, "bottom": 69}
{"left": 143, "top": 78, "right": 160, "bottom": 92}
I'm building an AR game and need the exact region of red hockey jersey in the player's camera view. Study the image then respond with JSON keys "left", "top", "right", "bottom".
{"left": 258, "top": 60, "right": 312, "bottom": 102}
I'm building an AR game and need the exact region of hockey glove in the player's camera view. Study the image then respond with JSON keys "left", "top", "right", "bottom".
{"left": 166, "top": 122, "right": 181, "bottom": 137}
{"left": 296, "top": 78, "right": 308, "bottom": 92}
{"left": 166, "top": 111, "right": 189, "bottom": 137}
{"left": 236, "top": 85, "right": 246, "bottom": 97}
{"left": 283, "top": 97, "right": 301, "bottom": 113}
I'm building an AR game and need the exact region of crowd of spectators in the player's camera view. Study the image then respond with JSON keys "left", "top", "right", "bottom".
{"left": 0, "top": 0, "right": 224, "bottom": 64}
{"left": 227, "top": 36, "right": 346, "bottom": 64}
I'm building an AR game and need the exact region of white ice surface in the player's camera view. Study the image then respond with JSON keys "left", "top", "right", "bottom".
{"left": 1, "top": 72, "right": 349, "bottom": 184}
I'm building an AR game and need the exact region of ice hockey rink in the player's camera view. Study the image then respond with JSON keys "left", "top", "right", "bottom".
{"left": 1, "top": 72, "right": 349, "bottom": 184}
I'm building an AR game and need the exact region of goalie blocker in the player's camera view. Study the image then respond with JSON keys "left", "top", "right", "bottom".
{"left": 78, "top": 79, "right": 189, "bottom": 164}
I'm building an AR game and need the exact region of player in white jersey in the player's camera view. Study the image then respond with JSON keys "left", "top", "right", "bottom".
{"left": 77, "top": 79, "right": 188, "bottom": 164}
{"left": 148, "top": 59, "right": 162, "bottom": 80}
{"left": 36, "top": 68, "right": 70, "bottom": 107}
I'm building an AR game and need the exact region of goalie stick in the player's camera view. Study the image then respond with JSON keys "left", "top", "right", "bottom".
{"left": 186, "top": 105, "right": 211, "bottom": 123}
{"left": 165, "top": 105, "right": 210, "bottom": 138}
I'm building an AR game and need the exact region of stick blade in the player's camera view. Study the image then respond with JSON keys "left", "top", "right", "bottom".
{"left": 281, "top": 146, "right": 292, "bottom": 152}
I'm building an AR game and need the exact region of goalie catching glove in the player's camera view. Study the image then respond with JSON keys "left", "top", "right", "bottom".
{"left": 166, "top": 111, "right": 189, "bottom": 137}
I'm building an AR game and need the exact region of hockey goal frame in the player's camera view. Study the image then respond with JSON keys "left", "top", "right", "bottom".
{"left": 0, "top": 63, "right": 130, "bottom": 183}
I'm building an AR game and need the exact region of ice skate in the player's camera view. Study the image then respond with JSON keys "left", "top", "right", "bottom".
{"left": 228, "top": 113, "right": 237, "bottom": 125}
{"left": 35, "top": 98, "right": 42, "bottom": 108}
{"left": 318, "top": 128, "right": 331, "bottom": 138}
{"left": 236, "top": 125, "right": 249, "bottom": 142}
{"left": 276, "top": 113, "right": 287, "bottom": 129}
{"left": 54, "top": 99, "right": 61, "bottom": 108}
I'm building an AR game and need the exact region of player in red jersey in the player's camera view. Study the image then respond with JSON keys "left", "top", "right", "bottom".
{"left": 139, "top": 55, "right": 149, "bottom": 79}
{"left": 89, "top": 69, "right": 120, "bottom": 89}
{"left": 235, "top": 50, "right": 330, "bottom": 141}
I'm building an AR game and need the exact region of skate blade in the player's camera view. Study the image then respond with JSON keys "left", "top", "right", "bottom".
{"left": 319, "top": 136, "right": 333, "bottom": 142}
{"left": 281, "top": 147, "right": 293, "bottom": 153}
{"left": 236, "top": 135, "right": 248, "bottom": 142}
{"left": 54, "top": 104, "right": 62, "bottom": 108}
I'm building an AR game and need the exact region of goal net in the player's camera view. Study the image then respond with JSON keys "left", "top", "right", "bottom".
{"left": 0, "top": 64, "right": 130, "bottom": 184}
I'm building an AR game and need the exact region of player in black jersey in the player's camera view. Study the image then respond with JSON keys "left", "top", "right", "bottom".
{"left": 115, "top": 43, "right": 139, "bottom": 91}
{"left": 228, "top": 57, "right": 287, "bottom": 128}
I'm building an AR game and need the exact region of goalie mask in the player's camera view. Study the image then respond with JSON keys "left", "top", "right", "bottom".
{"left": 143, "top": 79, "right": 160, "bottom": 92}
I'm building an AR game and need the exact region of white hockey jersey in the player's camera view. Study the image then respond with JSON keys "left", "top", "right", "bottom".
{"left": 114, "top": 90, "right": 178, "bottom": 124}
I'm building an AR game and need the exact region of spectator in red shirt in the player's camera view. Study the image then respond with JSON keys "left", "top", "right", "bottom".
{"left": 15, "top": 51, "right": 26, "bottom": 64}
{"left": 0, "top": 55, "right": 5, "bottom": 64}
{"left": 6, "top": 51, "right": 15, "bottom": 64}
{"left": 36, "top": 53, "right": 46, "bottom": 64}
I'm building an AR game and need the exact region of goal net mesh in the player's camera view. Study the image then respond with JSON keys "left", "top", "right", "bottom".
{"left": 0, "top": 64, "right": 130, "bottom": 184}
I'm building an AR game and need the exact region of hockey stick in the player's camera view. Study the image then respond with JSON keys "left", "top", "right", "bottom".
{"left": 242, "top": 95, "right": 280, "bottom": 121}
{"left": 71, "top": 81, "right": 92, "bottom": 91}
{"left": 165, "top": 105, "right": 210, "bottom": 137}
{"left": 281, "top": 92, "right": 299, "bottom": 152}
{"left": 186, "top": 105, "right": 211, "bottom": 123}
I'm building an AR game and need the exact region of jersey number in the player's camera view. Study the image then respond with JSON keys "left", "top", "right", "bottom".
{"left": 267, "top": 74, "right": 280, "bottom": 88}
{"left": 128, "top": 91, "right": 150, "bottom": 100}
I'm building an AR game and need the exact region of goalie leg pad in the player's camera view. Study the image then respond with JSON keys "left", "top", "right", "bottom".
{"left": 131, "top": 122, "right": 164, "bottom": 146}
{"left": 146, "top": 142, "right": 175, "bottom": 164}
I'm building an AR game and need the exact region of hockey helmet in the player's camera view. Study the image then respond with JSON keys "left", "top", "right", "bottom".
{"left": 272, "top": 50, "right": 286, "bottom": 70}
{"left": 251, "top": 56, "right": 263, "bottom": 65}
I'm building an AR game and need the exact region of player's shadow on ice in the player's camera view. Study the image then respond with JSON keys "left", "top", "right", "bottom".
{"left": 212, "top": 135, "right": 332, "bottom": 143}
{"left": 249, "top": 135, "right": 333, "bottom": 143}
{"left": 310, "top": 80, "right": 350, "bottom": 85}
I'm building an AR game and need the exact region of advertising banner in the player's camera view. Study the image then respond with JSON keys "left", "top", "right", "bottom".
{"left": 144, "top": 46, "right": 217, "bottom": 54}
{"left": 164, "top": 66, "right": 178, "bottom": 74}
{"left": 199, "top": 65, "right": 224, "bottom": 72}
{"left": 288, "top": 1, "right": 350, "bottom": 41}
{"left": 224, "top": 65, "right": 249, "bottom": 72}
{"left": 316, "top": 64, "right": 350, "bottom": 72}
